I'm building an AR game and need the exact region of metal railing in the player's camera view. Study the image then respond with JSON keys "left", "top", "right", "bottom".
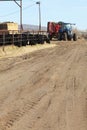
{"left": 0, "top": 30, "right": 48, "bottom": 51}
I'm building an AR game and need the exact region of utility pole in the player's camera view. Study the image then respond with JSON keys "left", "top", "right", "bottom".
{"left": 36, "top": 1, "right": 41, "bottom": 31}
{"left": 14, "top": 0, "right": 23, "bottom": 31}
{"left": 20, "top": 0, "right": 23, "bottom": 30}
{"left": 1, "top": 0, "right": 23, "bottom": 31}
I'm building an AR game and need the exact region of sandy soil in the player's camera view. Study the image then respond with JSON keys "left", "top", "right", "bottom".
{"left": 0, "top": 43, "right": 56, "bottom": 58}
{"left": 0, "top": 40, "right": 87, "bottom": 130}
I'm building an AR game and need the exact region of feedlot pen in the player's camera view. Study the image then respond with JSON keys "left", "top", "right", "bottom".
{"left": 0, "top": 30, "right": 50, "bottom": 48}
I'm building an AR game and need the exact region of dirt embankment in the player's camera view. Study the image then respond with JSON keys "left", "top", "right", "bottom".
{"left": 0, "top": 40, "right": 87, "bottom": 130}
{"left": 0, "top": 43, "right": 56, "bottom": 58}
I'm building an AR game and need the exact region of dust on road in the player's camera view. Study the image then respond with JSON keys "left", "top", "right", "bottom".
{"left": 0, "top": 40, "right": 87, "bottom": 130}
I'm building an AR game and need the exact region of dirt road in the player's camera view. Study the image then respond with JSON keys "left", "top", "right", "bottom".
{"left": 0, "top": 40, "right": 87, "bottom": 130}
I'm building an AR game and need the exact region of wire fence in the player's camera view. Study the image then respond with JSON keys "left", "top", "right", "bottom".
{"left": 0, "top": 30, "right": 49, "bottom": 52}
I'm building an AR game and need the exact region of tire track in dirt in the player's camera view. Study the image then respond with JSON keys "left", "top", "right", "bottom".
{"left": 0, "top": 82, "right": 56, "bottom": 130}
{"left": 0, "top": 41, "right": 87, "bottom": 130}
{"left": 0, "top": 56, "right": 57, "bottom": 130}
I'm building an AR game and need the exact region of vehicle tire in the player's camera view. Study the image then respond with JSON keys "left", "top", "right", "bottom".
{"left": 58, "top": 33, "right": 63, "bottom": 41}
{"left": 58, "top": 33, "right": 61, "bottom": 40}
{"left": 48, "top": 34, "right": 52, "bottom": 40}
{"left": 67, "top": 35, "right": 72, "bottom": 41}
{"left": 63, "top": 33, "right": 67, "bottom": 41}
{"left": 73, "top": 33, "right": 77, "bottom": 41}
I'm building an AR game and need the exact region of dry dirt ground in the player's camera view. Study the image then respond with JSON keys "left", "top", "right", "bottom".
{"left": 0, "top": 40, "right": 87, "bottom": 130}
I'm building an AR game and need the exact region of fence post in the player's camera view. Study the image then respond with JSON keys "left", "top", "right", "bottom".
{"left": 2, "top": 33, "right": 5, "bottom": 52}
{"left": 12, "top": 31, "right": 14, "bottom": 46}
{"left": 20, "top": 33, "right": 22, "bottom": 47}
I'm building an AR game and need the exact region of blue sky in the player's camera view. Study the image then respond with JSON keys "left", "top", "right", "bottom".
{"left": 0, "top": 0, "right": 87, "bottom": 30}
